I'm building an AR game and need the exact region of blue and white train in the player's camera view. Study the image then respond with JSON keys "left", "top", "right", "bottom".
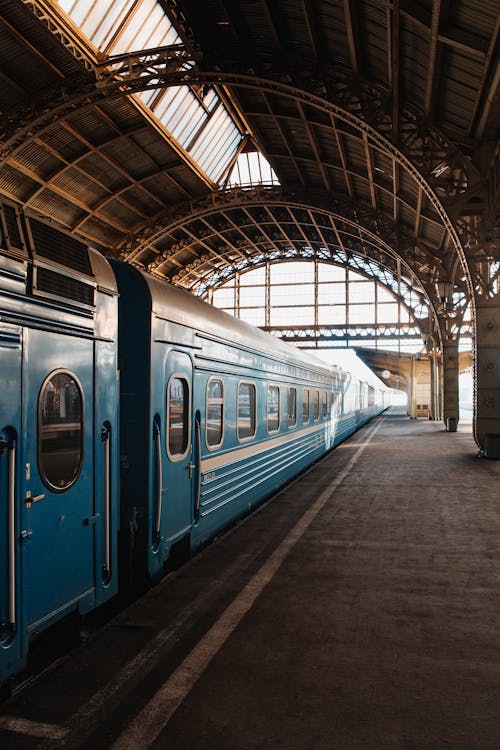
{"left": 0, "top": 200, "right": 386, "bottom": 686}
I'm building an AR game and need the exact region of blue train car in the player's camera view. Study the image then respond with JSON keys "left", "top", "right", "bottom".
{"left": 111, "top": 261, "right": 385, "bottom": 583}
{"left": 0, "top": 201, "right": 385, "bottom": 687}
{"left": 0, "top": 204, "right": 119, "bottom": 685}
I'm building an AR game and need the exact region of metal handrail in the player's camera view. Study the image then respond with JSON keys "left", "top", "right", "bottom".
{"left": 194, "top": 417, "right": 202, "bottom": 522}
{"left": 154, "top": 425, "right": 163, "bottom": 537}
{"left": 102, "top": 427, "right": 111, "bottom": 576}
{"left": 8, "top": 439, "right": 16, "bottom": 627}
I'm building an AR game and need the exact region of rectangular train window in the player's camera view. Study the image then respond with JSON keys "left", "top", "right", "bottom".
{"left": 322, "top": 391, "right": 328, "bottom": 418}
{"left": 302, "top": 388, "right": 310, "bottom": 423}
{"left": 206, "top": 378, "right": 224, "bottom": 448}
{"left": 313, "top": 390, "right": 320, "bottom": 421}
{"left": 287, "top": 387, "right": 297, "bottom": 428}
{"left": 167, "top": 376, "right": 189, "bottom": 458}
{"left": 267, "top": 385, "right": 280, "bottom": 433}
{"left": 238, "top": 382, "right": 256, "bottom": 440}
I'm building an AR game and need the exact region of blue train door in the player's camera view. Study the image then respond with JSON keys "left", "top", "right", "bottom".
{"left": 21, "top": 330, "right": 96, "bottom": 630}
{"left": 0, "top": 324, "right": 22, "bottom": 679}
{"left": 162, "top": 351, "right": 193, "bottom": 549}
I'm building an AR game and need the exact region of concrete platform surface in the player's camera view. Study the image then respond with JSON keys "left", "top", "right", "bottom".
{"left": 2, "top": 408, "right": 500, "bottom": 749}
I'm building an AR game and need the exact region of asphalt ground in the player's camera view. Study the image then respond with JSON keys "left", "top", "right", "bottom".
{"left": 2, "top": 407, "right": 500, "bottom": 749}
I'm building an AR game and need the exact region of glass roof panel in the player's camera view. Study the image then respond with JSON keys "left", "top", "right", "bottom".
{"left": 228, "top": 151, "right": 280, "bottom": 187}
{"left": 53, "top": 0, "right": 244, "bottom": 184}
{"left": 110, "top": 0, "right": 180, "bottom": 54}
{"left": 190, "top": 107, "right": 242, "bottom": 181}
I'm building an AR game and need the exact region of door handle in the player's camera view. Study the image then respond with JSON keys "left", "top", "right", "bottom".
{"left": 25, "top": 491, "right": 45, "bottom": 507}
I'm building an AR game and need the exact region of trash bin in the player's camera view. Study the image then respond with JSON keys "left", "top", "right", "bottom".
{"left": 484, "top": 433, "right": 500, "bottom": 459}
{"left": 446, "top": 416, "right": 457, "bottom": 432}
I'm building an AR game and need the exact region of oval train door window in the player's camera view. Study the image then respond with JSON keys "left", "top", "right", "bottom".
{"left": 38, "top": 370, "right": 84, "bottom": 491}
{"left": 167, "top": 376, "right": 189, "bottom": 458}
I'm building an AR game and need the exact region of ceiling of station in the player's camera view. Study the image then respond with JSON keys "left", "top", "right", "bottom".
{"left": 0, "top": 0, "right": 498, "bottom": 325}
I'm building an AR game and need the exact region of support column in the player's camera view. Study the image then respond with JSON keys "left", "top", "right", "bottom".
{"left": 429, "top": 351, "right": 439, "bottom": 420}
{"left": 442, "top": 338, "right": 459, "bottom": 429}
{"left": 474, "top": 297, "right": 500, "bottom": 451}
{"left": 407, "top": 356, "right": 417, "bottom": 418}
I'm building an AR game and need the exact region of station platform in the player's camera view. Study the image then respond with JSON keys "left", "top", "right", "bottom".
{"left": 2, "top": 407, "right": 500, "bottom": 749}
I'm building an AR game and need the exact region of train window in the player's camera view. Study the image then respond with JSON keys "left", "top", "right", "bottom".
{"left": 206, "top": 378, "right": 224, "bottom": 448}
{"left": 38, "top": 370, "right": 83, "bottom": 492}
{"left": 302, "top": 388, "right": 310, "bottom": 423}
{"left": 313, "top": 390, "right": 320, "bottom": 421}
{"left": 287, "top": 387, "right": 297, "bottom": 428}
{"left": 237, "top": 382, "right": 256, "bottom": 440}
{"left": 167, "top": 376, "right": 189, "bottom": 458}
{"left": 322, "top": 391, "right": 328, "bottom": 418}
{"left": 267, "top": 385, "right": 280, "bottom": 433}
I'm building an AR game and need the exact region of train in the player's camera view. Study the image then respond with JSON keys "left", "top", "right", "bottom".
{"left": 0, "top": 199, "right": 386, "bottom": 686}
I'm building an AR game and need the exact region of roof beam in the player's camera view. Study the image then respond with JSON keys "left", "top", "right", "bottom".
{"left": 469, "top": 9, "right": 500, "bottom": 139}
{"left": 302, "top": 0, "right": 321, "bottom": 59}
{"left": 296, "top": 102, "right": 332, "bottom": 192}
{"left": 387, "top": 0, "right": 400, "bottom": 144}
{"left": 260, "top": 0, "right": 282, "bottom": 50}
{"left": 424, "top": 0, "right": 450, "bottom": 120}
{"left": 0, "top": 15, "right": 64, "bottom": 78}
{"left": 331, "top": 115, "right": 354, "bottom": 200}
{"left": 343, "top": 0, "right": 363, "bottom": 75}
{"left": 261, "top": 92, "right": 305, "bottom": 186}
{"left": 363, "top": 133, "right": 377, "bottom": 211}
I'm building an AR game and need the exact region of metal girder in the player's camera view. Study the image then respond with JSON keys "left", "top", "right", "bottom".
{"left": 0, "top": 44, "right": 473, "bottom": 293}
{"left": 262, "top": 323, "right": 427, "bottom": 344}
{"left": 109, "top": 183, "right": 477, "bottom": 351}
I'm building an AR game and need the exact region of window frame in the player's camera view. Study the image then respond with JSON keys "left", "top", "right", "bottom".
{"left": 266, "top": 384, "right": 281, "bottom": 434}
{"left": 302, "top": 387, "right": 310, "bottom": 424}
{"left": 166, "top": 372, "right": 191, "bottom": 461}
{"left": 237, "top": 380, "right": 257, "bottom": 442}
{"left": 322, "top": 390, "right": 328, "bottom": 419}
{"left": 287, "top": 386, "right": 297, "bottom": 429}
{"left": 38, "top": 368, "right": 84, "bottom": 493}
{"left": 205, "top": 376, "right": 224, "bottom": 450}
{"left": 313, "top": 390, "right": 320, "bottom": 421}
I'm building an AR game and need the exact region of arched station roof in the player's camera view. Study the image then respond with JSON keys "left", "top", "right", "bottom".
{"left": 0, "top": 0, "right": 498, "bottom": 335}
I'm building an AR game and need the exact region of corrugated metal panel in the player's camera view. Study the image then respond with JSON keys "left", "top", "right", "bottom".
{"left": 51, "top": 166, "right": 110, "bottom": 205}
{"left": 28, "top": 189, "right": 86, "bottom": 227}
{"left": 13, "top": 140, "right": 66, "bottom": 180}
{"left": 0, "top": 164, "right": 39, "bottom": 201}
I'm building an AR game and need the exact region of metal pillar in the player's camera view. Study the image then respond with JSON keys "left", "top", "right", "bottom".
{"left": 407, "top": 356, "right": 417, "bottom": 418}
{"left": 442, "top": 338, "right": 459, "bottom": 429}
{"left": 429, "top": 351, "right": 439, "bottom": 420}
{"left": 474, "top": 297, "right": 500, "bottom": 451}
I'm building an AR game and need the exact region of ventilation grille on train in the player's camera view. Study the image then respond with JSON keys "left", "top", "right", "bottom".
{"left": 30, "top": 219, "right": 93, "bottom": 276}
{"left": 36, "top": 267, "right": 95, "bottom": 307}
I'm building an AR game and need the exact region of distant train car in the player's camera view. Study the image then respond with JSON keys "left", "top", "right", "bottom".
{"left": 0, "top": 201, "right": 385, "bottom": 686}
{"left": 111, "top": 262, "right": 384, "bottom": 584}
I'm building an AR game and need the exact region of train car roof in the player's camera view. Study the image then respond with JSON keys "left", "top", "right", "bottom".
{"left": 141, "top": 269, "right": 349, "bottom": 381}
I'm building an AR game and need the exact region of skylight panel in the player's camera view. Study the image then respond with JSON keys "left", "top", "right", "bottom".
{"left": 229, "top": 151, "right": 280, "bottom": 187}
{"left": 190, "top": 106, "right": 240, "bottom": 177}
{"left": 111, "top": 0, "right": 180, "bottom": 54}
{"left": 53, "top": 0, "right": 244, "bottom": 184}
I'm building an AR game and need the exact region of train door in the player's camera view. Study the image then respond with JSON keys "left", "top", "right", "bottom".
{"left": 21, "top": 329, "right": 96, "bottom": 630}
{"left": 162, "top": 351, "right": 193, "bottom": 549}
{"left": 0, "top": 324, "right": 22, "bottom": 681}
